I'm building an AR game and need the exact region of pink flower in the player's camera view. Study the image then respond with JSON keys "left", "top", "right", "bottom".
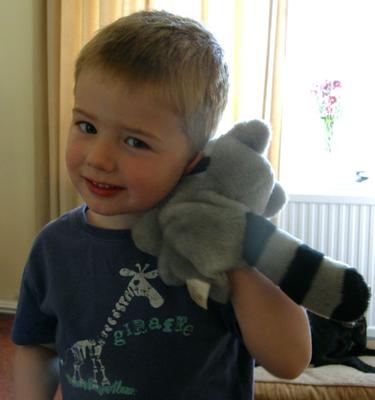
{"left": 333, "top": 80, "right": 341, "bottom": 88}
{"left": 323, "top": 81, "right": 332, "bottom": 91}
{"left": 312, "top": 79, "right": 342, "bottom": 119}
{"left": 312, "top": 79, "right": 342, "bottom": 152}
{"left": 329, "top": 96, "right": 337, "bottom": 104}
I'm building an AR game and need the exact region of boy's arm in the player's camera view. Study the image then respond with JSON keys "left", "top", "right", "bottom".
{"left": 229, "top": 267, "right": 312, "bottom": 379}
{"left": 13, "top": 345, "right": 59, "bottom": 400}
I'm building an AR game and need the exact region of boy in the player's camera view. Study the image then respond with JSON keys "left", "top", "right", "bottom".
{"left": 12, "top": 10, "right": 311, "bottom": 399}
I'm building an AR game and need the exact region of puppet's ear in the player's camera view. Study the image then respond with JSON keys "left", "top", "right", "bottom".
{"left": 263, "top": 182, "right": 288, "bottom": 218}
{"left": 229, "top": 120, "right": 271, "bottom": 154}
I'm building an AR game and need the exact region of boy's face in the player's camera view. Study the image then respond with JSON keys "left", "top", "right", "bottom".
{"left": 66, "top": 68, "right": 199, "bottom": 229}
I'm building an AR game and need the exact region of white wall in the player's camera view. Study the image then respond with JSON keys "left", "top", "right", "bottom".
{"left": 0, "top": 0, "right": 47, "bottom": 310}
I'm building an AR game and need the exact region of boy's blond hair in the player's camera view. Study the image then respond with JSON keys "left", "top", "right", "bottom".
{"left": 75, "top": 10, "right": 229, "bottom": 151}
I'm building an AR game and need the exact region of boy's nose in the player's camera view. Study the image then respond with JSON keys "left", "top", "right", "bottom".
{"left": 86, "top": 138, "right": 117, "bottom": 172}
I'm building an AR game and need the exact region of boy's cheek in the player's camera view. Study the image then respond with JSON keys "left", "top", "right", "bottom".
{"left": 65, "top": 147, "right": 76, "bottom": 171}
{"left": 65, "top": 135, "right": 84, "bottom": 164}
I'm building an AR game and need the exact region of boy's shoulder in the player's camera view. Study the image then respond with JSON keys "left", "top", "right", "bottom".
{"left": 34, "top": 205, "right": 85, "bottom": 243}
{"left": 23, "top": 206, "right": 86, "bottom": 279}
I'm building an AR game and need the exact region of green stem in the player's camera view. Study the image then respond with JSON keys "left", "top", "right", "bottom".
{"left": 321, "top": 115, "right": 334, "bottom": 152}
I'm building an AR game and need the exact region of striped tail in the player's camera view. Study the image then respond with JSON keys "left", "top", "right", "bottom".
{"left": 243, "top": 212, "right": 370, "bottom": 322}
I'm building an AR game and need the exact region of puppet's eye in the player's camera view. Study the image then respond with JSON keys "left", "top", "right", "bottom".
{"left": 189, "top": 157, "right": 210, "bottom": 175}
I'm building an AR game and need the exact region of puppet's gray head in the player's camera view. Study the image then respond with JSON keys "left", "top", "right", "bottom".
{"left": 184, "top": 119, "right": 287, "bottom": 217}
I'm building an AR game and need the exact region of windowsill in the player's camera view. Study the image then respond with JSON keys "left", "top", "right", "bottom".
{"left": 283, "top": 191, "right": 375, "bottom": 205}
{"left": 282, "top": 179, "right": 375, "bottom": 202}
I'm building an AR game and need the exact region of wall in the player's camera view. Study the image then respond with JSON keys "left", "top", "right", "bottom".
{"left": 0, "top": 0, "right": 47, "bottom": 310}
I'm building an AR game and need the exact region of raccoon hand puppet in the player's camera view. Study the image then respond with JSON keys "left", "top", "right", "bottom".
{"left": 132, "top": 120, "right": 370, "bottom": 322}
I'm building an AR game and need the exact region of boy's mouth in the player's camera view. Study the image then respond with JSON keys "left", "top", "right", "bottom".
{"left": 85, "top": 178, "right": 125, "bottom": 196}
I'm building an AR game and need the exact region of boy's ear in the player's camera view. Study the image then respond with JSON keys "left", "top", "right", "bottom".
{"left": 184, "top": 151, "right": 204, "bottom": 175}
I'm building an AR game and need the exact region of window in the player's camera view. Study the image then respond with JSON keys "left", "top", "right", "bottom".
{"left": 280, "top": 0, "right": 375, "bottom": 196}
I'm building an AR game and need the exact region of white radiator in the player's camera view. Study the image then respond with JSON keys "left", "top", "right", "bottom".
{"left": 278, "top": 194, "right": 375, "bottom": 337}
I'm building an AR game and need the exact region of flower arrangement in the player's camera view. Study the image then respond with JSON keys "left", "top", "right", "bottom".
{"left": 312, "top": 80, "right": 342, "bottom": 152}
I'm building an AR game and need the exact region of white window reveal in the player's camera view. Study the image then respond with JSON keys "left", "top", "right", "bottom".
{"left": 280, "top": 0, "right": 375, "bottom": 197}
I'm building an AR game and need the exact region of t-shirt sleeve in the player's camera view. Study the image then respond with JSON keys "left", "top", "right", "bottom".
{"left": 12, "top": 235, "right": 57, "bottom": 346}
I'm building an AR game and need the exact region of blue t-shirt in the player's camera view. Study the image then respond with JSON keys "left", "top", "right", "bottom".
{"left": 12, "top": 205, "right": 254, "bottom": 399}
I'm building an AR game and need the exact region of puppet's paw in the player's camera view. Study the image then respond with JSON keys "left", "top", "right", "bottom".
{"left": 158, "top": 244, "right": 208, "bottom": 286}
{"left": 209, "top": 274, "right": 231, "bottom": 303}
{"left": 158, "top": 242, "right": 231, "bottom": 304}
{"left": 160, "top": 192, "right": 248, "bottom": 278}
{"left": 132, "top": 206, "right": 164, "bottom": 256}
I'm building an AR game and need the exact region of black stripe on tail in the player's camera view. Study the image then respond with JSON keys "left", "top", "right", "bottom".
{"left": 279, "top": 245, "right": 323, "bottom": 304}
{"left": 331, "top": 269, "right": 370, "bottom": 322}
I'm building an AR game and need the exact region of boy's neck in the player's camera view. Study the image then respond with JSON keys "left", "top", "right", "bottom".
{"left": 86, "top": 209, "right": 140, "bottom": 230}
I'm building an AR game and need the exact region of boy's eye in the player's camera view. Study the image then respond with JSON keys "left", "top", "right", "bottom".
{"left": 125, "top": 137, "right": 149, "bottom": 149}
{"left": 78, "top": 122, "right": 97, "bottom": 134}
